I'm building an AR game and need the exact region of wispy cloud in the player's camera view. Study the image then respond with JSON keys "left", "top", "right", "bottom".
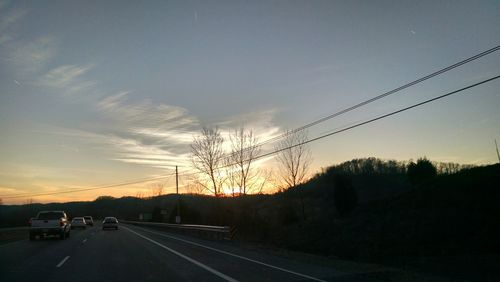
{"left": 97, "top": 92, "right": 197, "bottom": 129}
{"left": 0, "top": 5, "right": 59, "bottom": 77}
{"left": 93, "top": 92, "right": 199, "bottom": 167}
{"left": 106, "top": 135, "right": 191, "bottom": 164}
{"left": 97, "top": 91, "right": 129, "bottom": 110}
{"left": 0, "top": 7, "right": 25, "bottom": 34}
{"left": 38, "top": 64, "right": 96, "bottom": 96}
{"left": 10, "top": 36, "right": 57, "bottom": 73}
{"left": 131, "top": 128, "right": 194, "bottom": 144}
{"left": 213, "top": 109, "right": 282, "bottom": 149}
{"left": 42, "top": 93, "right": 282, "bottom": 171}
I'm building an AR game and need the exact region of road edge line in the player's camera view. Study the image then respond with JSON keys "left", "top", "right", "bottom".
{"left": 122, "top": 226, "right": 239, "bottom": 282}
{"left": 128, "top": 224, "right": 327, "bottom": 282}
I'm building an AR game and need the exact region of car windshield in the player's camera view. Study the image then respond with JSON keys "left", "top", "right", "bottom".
{"left": 104, "top": 218, "right": 117, "bottom": 223}
{"left": 38, "top": 212, "right": 64, "bottom": 220}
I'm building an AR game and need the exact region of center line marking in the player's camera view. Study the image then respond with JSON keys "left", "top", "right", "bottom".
{"left": 56, "top": 256, "right": 70, "bottom": 268}
{"left": 123, "top": 226, "right": 239, "bottom": 282}
{"left": 82, "top": 238, "right": 87, "bottom": 243}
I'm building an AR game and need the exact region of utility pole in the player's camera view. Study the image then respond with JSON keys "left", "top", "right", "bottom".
{"left": 175, "top": 166, "right": 181, "bottom": 224}
{"left": 176, "top": 165, "right": 179, "bottom": 194}
{"left": 495, "top": 139, "right": 500, "bottom": 163}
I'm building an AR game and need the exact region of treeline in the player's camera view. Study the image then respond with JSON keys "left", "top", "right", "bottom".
{"left": 327, "top": 157, "right": 473, "bottom": 175}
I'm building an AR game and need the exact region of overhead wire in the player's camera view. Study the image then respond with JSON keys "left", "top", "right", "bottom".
{"left": 2, "top": 46, "right": 499, "bottom": 200}
{"left": 1, "top": 172, "right": 176, "bottom": 199}
{"left": 181, "top": 74, "right": 500, "bottom": 177}
{"left": 3, "top": 75, "right": 498, "bottom": 199}
{"left": 255, "top": 75, "right": 500, "bottom": 160}
{"left": 228, "top": 45, "right": 500, "bottom": 151}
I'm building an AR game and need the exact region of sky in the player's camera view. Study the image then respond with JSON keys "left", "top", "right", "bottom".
{"left": 0, "top": 0, "right": 499, "bottom": 204}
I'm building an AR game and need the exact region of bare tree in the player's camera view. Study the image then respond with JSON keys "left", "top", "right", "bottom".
{"left": 228, "top": 127, "right": 261, "bottom": 195}
{"left": 246, "top": 168, "right": 273, "bottom": 194}
{"left": 191, "top": 127, "right": 226, "bottom": 196}
{"left": 150, "top": 183, "right": 164, "bottom": 197}
{"left": 274, "top": 130, "right": 312, "bottom": 190}
{"left": 185, "top": 178, "right": 206, "bottom": 194}
{"left": 224, "top": 159, "right": 240, "bottom": 196}
{"left": 184, "top": 173, "right": 212, "bottom": 195}
{"left": 135, "top": 191, "right": 145, "bottom": 199}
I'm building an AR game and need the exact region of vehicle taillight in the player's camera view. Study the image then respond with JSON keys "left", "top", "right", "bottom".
{"left": 28, "top": 218, "right": 32, "bottom": 226}
{"left": 60, "top": 219, "right": 64, "bottom": 226}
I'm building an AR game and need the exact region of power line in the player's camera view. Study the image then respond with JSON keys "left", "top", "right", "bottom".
{"left": 3, "top": 75, "right": 497, "bottom": 199}
{"left": 183, "top": 74, "right": 499, "bottom": 177}
{"left": 257, "top": 75, "right": 500, "bottom": 160}
{"left": 239, "top": 45, "right": 500, "bottom": 150}
{"left": 149, "top": 45, "right": 500, "bottom": 179}
{"left": 3, "top": 52, "right": 499, "bottom": 200}
{"left": 1, "top": 172, "right": 176, "bottom": 199}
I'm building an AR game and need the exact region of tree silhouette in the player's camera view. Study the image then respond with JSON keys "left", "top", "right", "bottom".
{"left": 191, "top": 127, "right": 226, "bottom": 196}
{"left": 274, "top": 130, "right": 312, "bottom": 190}
{"left": 333, "top": 175, "right": 358, "bottom": 217}
{"left": 225, "top": 127, "right": 262, "bottom": 196}
{"left": 407, "top": 158, "right": 437, "bottom": 185}
{"left": 150, "top": 183, "right": 164, "bottom": 197}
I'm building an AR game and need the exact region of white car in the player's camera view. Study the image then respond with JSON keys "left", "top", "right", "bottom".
{"left": 71, "top": 217, "right": 87, "bottom": 229}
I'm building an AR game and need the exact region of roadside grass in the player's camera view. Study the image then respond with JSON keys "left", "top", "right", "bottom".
{"left": 0, "top": 227, "right": 28, "bottom": 245}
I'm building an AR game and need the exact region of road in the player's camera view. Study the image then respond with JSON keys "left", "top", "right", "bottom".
{"left": 0, "top": 223, "right": 386, "bottom": 282}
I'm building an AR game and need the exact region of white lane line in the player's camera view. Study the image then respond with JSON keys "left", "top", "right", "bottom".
{"left": 56, "top": 256, "right": 70, "bottom": 268}
{"left": 130, "top": 225, "right": 327, "bottom": 282}
{"left": 82, "top": 238, "right": 87, "bottom": 243}
{"left": 122, "top": 226, "right": 239, "bottom": 282}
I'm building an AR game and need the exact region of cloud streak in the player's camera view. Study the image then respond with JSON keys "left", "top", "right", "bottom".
{"left": 97, "top": 92, "right": 198, "bottom": 129}
{"left": 10, "top": 36, "right": 57, "bottom": 73}
{"left": 41, "top": 92, "right": 282, "bottom": 172}
{"left": 38, "top": 64, "right": 96, "bottom": 96}
{"left": 0, "top": 6, "right": 57, "bottom": 76}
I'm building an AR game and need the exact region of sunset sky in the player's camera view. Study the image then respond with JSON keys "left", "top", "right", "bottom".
{"left": 1, "top": 0, "right": 499, "bottom": 204}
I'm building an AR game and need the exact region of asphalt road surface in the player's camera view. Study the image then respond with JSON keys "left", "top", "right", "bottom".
{"left": 0, "top": 223, "right": 384, "bottom": 282}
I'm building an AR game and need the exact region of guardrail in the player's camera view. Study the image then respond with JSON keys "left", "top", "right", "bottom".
{"left": 122, "top": 220, "right": 237, "bottom": 240}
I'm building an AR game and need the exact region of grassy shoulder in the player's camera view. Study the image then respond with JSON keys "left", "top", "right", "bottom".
{"left": 0, "top": 227, "right": 28, "bottom": 245}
